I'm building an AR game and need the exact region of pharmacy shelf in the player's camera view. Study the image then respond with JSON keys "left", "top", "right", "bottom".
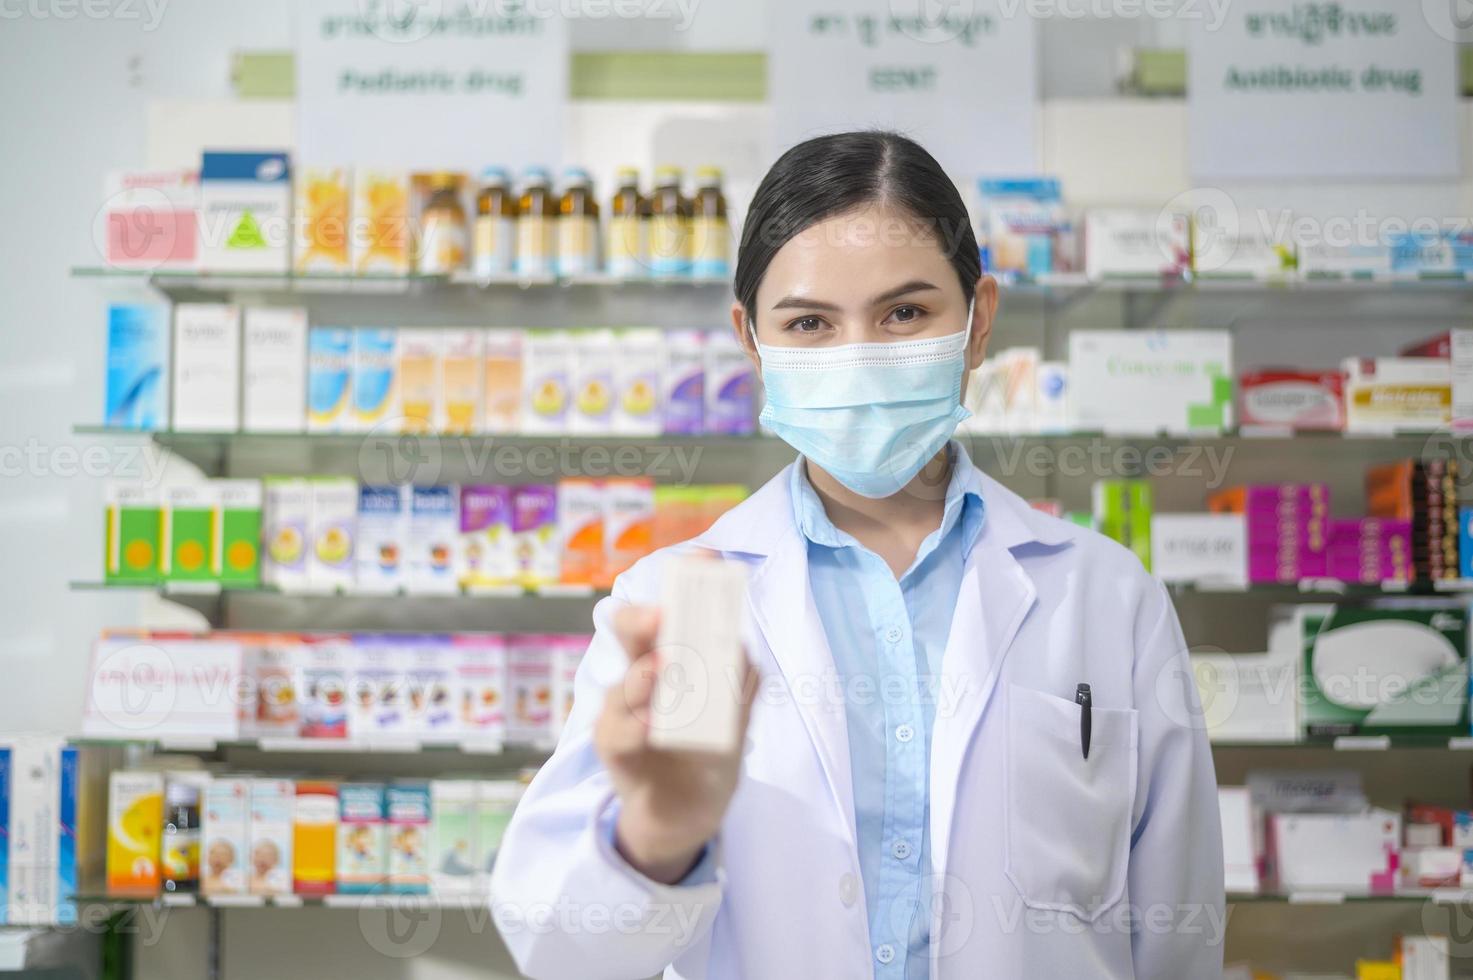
{"left": 1227, "top": 888, "right": 1473, "bottom": 905}
{"left": 1169, "top": 578, "right": 1473, "bottom": 598}
{"left": 1213, "top": 735, "right": 1473, "bottom": 752}
{"left": 72, "top": 424, "right": 1472, "bottom": 477}
{"left": 70, "top": 580, "right": 600, "bottom": 599}
{"left": 71, "top": 887, "right": 1473, "bottom": 912}
{"left": 70, "top": 579, "right": 602, "bottom": 623}
{"left": 72, "top": 734, "right": 555, "bottom": 756}
{"left": 77, "top": 733, "right": 1473, "bottom": 757}
{"left": 70, "top": 266, "right": 732, "bottom": 295}
{"left": 73, "top": 265, "right": 1473, "bottom": 296}
{"left": 72, "top": 892, "right": 501, "bottom": 911}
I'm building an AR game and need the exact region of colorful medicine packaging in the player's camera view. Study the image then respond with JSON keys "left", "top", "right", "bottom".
{"left": 202, "top": 777, "right": 249, "bottom": 897}
{"left": 298, "top": 636, "right": 350, "bottom": 739}
{"left": 1300, "top": 605, "right": 1468, "bottom": 737}
{"left": 105, "top": 483, "right": 163, "bottom": 583}
{"left": 512, "top": 485, "right": 559, "bottom": 587}
{"left": 198, "top": 151, "right": 290, "bottom": 274}
{"left": 1208, "top": 483, "right": 1330, "bottom": 583}
{"left": 262, "top": 477, "right": 310, "bottom": 591}
{"left": 1083, "top": 208, "right": 1190, "bottom": 279}
{"left": 704, "top": 331, "right": 756, "bottom": 435}
{"left": 1237, "top": 369, "right": 1344, "bottom": 432}
{"left": 430, "top": 781, "right": 477, "bottom": 895}
{"left": 454, "top": 634, "right": 508, "bottom": 745}
{"left": 976, "top": 177, "right": 1072, "bottom": 276}
{"left": 102, "top": 169, "right": 199, "bottom": 271}
{"left": 307, "top": 327, "right": 354, "bottom": 433}
{"left": 441, "top": 329, "right": 483, "bottom": 434}
{"left": 613, "top": 328, "right": 664, "bottom": 436}
{"left": 351, "top": 171, "right": 411, "bottom": 275}
{"left": 348, "top": 633, "right": 410, "bottom": 739}
{"left": 163, "top": 484, "right": 220, "bottom": 582}
{"left": 352, "top": 327, "right": 399, "bottom": 432}
{"left": 248, "top": 778, "right": 294, "bottom": 896}
{"left": 106, "top": 770, "right": 163, "bottom": 896}
{"left": 308, "top": 477, "right": 358, "bottom": 592}
{"left": 571, "top": 329, "right": 616, "bottom": 434}
{"left": 294, "top": 167, "right": 352, "bottom": 274}
{"left": 406, "top": 635, "right": 457, "bottom": 737}
{"left": 390, "top": 330, "right": 437, "bottom": 433}
{"left": 663, "top": 330, "right": 705, "bottom": 435}
{"left": 482, "top": 330, "right": 523, "bottom": 434}
{"left": 475, "top": 780, "right": 523, "bottom": 884}
{"left": 386, "top": 783, "right": 430, "bottom": 894}
{"left": 408, "top": 486, "right": 460, "bottom": 594}
{"left": 1342, "top": 356, "right": 1451, "bottom": 433}
{"left": 105, "top": 304, "right": 170, "bottom": 430}
{"left": 457, "top": 485, "right": 517, "bottom": 588}
{"left": 507, "top": 637, "right": 554, "bottom": 747}
{"left": 337, "top": 783, "right": 387, "bottom": 894}
{"left": 292, "top": 781, "right": 339, "bottom": 896}
{"left": 522, "top": 331, "right": 574, "bottom": 434}
{"left": 172, "top": 303, "right": 241, "bottom": 432}
{"left": 355, "top": 484, "right": 408, "bottom": 594}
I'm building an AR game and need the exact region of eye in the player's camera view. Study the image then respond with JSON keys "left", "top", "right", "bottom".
{"left": 892, "top": 305, "right": 921, "bottom": 323}
{"left": 786, "top": 316, "right": 827, "bottom": 334}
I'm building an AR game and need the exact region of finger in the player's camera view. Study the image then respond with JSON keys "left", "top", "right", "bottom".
{"left": 613, "top": 605, "right": 661, "bottom": 663}
{"left": 598, "top": 681, "right": 649, "bottom": 761}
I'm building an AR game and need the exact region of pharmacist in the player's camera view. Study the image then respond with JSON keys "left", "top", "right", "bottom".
{"left": 492, "top": 132, "right": 1225, "bottom": 979}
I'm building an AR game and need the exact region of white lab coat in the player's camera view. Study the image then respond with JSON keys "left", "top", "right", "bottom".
{"left": 491, "top": 461, "right": 1225, "bottom": 980}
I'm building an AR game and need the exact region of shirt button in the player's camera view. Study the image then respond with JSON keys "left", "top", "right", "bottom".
{"left": 895, "top": 724, "right": 915, "bottom": 744}
{"left": 876, "top": 944, "right": 896, "bottom": 965}
{"left": 884, "top": 625, "right": 903, "bottom": 644}
{"left": 838, "top": 872, "right": 858, "bottom": 908}
{"left": 891, "top": 839, "right": 912, "bottom": 860}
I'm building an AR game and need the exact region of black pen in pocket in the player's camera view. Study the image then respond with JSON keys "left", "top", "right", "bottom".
{"left": 1075, "top": 683, "right": 1092, "bottom": 760}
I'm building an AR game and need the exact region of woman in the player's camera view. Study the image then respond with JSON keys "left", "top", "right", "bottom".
{"left": 492, "top": 132, "right": 1225, "bottom": 980}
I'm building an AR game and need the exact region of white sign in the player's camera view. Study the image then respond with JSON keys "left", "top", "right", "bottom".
{"left": 768, "top": 0, "right": 1037, "bottom": 176}
{"left": 1188, "top": 2, "right": 1458, "bottom": 179}
{"left": 296, "top": 0, "right": 567, "bottom": 170}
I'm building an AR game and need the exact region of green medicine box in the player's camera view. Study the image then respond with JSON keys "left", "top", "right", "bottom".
{"left": 164, "top": 485, "right": 219, "bottom": 582}
{"left": 104, "top": 484, "right": 162, "bottom": 584}
{"left": 1301, "top": 605, "right": 1469, "bottom": 737}
{"left": 218, "top": 480, "right": 263, "bottom": 587}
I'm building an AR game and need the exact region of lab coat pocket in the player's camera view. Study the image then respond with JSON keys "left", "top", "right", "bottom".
{"left": 1004, "top": 683, "right": 1139, "bottom": 921}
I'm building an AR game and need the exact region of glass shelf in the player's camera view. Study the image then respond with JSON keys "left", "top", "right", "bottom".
{"left": 67, "top": 887, "right": 1473, "bottom": 911}
{"left": 1212, "top": 735, "right": 1473, "bottom": 752}
{"left": 69, "top": 266, "right": 732, "bottom": 293}
{"left": 71, "top": 424, "right": 1472, "bottom": 445}
{"left": 1228, "top": 888, "right": 1473, "bottom": 905}
{"left": 71, "top": 734, "right": 555, "bottom": 756}
{"left": 72, "top": 265, "right": 1473, "bottom": 297}
{"left": 70, "top": 580, "right": 602, "bottom": 600}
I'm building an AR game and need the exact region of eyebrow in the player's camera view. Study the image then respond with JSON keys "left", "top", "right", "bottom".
{"left": 769, "top": 279, "right": 942, "bottom": 312}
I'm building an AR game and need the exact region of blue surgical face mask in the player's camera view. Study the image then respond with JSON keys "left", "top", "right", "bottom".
{"left": 753, "top": 301, "right": 974, "bottom": 499}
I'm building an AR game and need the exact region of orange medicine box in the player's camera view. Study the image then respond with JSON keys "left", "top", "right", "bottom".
{"left": 558, "top": 478, "right": 604, "bottom": 586}
{"left": 601, "top": 478, "right": 654, "bottom": 588}
{"left": 292, "top": 780, "right": 338, "bottom": 896}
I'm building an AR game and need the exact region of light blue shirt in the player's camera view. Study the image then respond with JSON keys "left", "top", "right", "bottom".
{"left": 790, "top": 444, "right": 985, "bottom": 980}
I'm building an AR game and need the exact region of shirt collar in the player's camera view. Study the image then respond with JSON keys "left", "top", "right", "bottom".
{"left": 790, "top": 441, "right": 987, "bottom": 557}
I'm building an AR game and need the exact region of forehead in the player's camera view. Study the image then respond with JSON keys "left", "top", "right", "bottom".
{"left": 754, "top": 205, "right": 953, "bottom": 305}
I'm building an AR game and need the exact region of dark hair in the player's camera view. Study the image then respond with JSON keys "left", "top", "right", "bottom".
{"left": 734, "top": 131, "right": 980, "bottom": 319}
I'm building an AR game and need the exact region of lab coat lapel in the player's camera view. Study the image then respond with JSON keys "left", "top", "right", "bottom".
{"left": 746, "top": 531, "right": 858, "bottom": 847}
{"left": 928, "top": 509, "right": 1038, "bottom": 879}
